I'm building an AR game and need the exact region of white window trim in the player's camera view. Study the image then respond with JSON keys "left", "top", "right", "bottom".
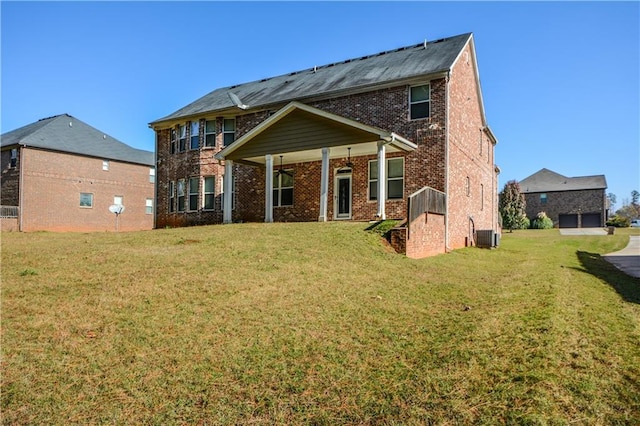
{"left": 223, "top": 118, "right": 235, "bottom": 147}
{"left": 188, "top": 177, "right": 199, "bottom": 212}
{"left": 368, "top": 158, "right": 405, "bottom": 201}
{"left": 177, "top": 179, "right": 185, "bottom": 212}
{"left": 409, "top": 83, "right": 431, "bottom": 121}
{"left": 102, "top": 160, "right": 110, "bottom": 171}
{"left": 203, "top": 176, "right": 215, "bottom": 211}
{"left": 146, "top": 198, "right": 154, "bottom": 215}
{"left": 204, "top": 120, "right": 216, "bottom": 148}
{"left": 149, "top": 168, "right": 156, "bottom": 183}
{"left": 80, "top": 192, "right": 94, "bottom": 208}
{"left": 273, "top": 170, "right": 294, "bottom": 207}
{"left": 190, "top": 120, "right": 200, "bottom": 150}
{"left": 179, "top": 124, "right": 187, "bottom": 152}
{"left": 169, "top": 181, "right": 175, "bottom": 213}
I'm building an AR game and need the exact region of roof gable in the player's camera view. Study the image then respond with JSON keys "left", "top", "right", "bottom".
{"left": 1, "top": 114, "right": 154, "bottom": 166}
{"left": 520, "top": 168, "right": 607, "bottom": 193}
{"left": 216, "top": 102, "right": 416, "bottom": 164}
{"left": 151, "top": 33, "right": 472, "bottom": 125}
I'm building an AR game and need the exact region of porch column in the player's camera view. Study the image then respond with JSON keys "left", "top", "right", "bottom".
{"left": 223, "top": 160, "right": 233, "bottom": 224}
{"left": 319, "top": 147, "right": 330, "bottom": 221}
{"left": 265, "top": 154, "right": 274, "bottom": 223}
{"left": 377, "top": 141, "right": 386, "bottom": 220}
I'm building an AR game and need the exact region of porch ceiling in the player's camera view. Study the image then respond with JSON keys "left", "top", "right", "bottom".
{"left": 215, "top": 102, "right": 416, "bottom": 165}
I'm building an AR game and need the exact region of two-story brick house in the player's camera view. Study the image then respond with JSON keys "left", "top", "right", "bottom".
{"left": 520, "top": 168, "right": 608, "bottom": 228}
{"left": 1, "top": 114, "right": 155, "bottom": 232}
{"left": 149, "top": 33, "right": 499, "bottom": 256}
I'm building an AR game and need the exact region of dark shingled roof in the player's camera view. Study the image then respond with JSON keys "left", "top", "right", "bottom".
{"left": 1, "top": 114, "right": 154, "bottom": 166}
{"left": 151, "top": 33, "right": 472, "bottom": 125}
{"left": 520, "top": 168, "right": 607, "bottom": 193}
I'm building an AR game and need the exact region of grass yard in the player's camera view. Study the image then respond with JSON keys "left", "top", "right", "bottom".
{"left": 2, "top": 223, "right": 639, "bottom": 424}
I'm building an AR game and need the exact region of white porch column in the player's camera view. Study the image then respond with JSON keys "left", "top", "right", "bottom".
{"left": 376, "top": 141, "right": 386, "bottom": 220}
{"left": 223, "top": 160, "right": 233, "bottom": 224}
{"left": 318, "top": 147, "right": 330, "bottom": 221}
{"left": 265, "top": 154, "right": 274, "bottom": 223}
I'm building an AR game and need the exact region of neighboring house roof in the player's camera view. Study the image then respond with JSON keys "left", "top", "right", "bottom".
{"left": 520, "top": 168, "right": 607, "bottom": 193}
{"left": 150, "top": 33, "right": 473, "bottom": 125}
{"left": 1, "top": 114, "right": 154, "bottom": 166}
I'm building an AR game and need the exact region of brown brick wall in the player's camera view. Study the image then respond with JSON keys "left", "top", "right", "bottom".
{"left": 524, "top": 189, "right": 606, "bottom": 226}
{"left": 19, "top": 148, "right": 154, "bottom": 232}
{"left": 1, "top": 147, "right": 20, "bottom": 205}
{"left": 446, "top": 43, "right": 498, "bottom": 249}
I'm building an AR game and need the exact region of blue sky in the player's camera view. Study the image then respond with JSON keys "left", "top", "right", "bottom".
{"left": 2, "top": 1, "right": 639, "bottom": 209}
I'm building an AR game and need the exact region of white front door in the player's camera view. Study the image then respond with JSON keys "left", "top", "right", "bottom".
{"left": 335, "top": 170, "right": 352, "bottom": 220}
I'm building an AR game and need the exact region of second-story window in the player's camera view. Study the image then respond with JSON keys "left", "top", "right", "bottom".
{"left": 223, "top": 119, "right": 235, "bottom": 146}
{"left": 410, "top": 84, "right": 430, "bottom": 120}
{"left": 170, "top": 129, "right": 177, "bottom": 154}
{"left": 179, "top": 125, "right": 186, "bottom": 152}
{"left": 205, "top": 120, "right": 216, "bottom": 147}
{"left": 190, "top": 120, "right": 200, "bottom": 150}
{"left": 10, "top": 149, "right": 18, "bottom": 168}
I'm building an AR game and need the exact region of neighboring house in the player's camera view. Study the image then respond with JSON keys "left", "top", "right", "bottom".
{"left": 149, "top": 32, "right": 500, "bottom": 257}
{"left": 1, "top": 114, "right": 155, "bottom": 232}
{"left": 520, "top": 168, "right": 608, "bottom": 228}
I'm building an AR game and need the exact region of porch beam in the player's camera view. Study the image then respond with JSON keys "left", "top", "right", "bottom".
{"left": 265, "top": 154, "right": 274, "bottom": 223}
{"left": 223, "top": 160, "right": 233, "bottom": 224}
{"left": 377, "top": 141, "right": 386, "bottom": 220}
{"left": 319, "top": 147, "right": 330, "bottom": 222}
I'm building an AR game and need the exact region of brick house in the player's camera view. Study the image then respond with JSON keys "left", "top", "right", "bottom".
{"left": 149, "top": 33, "right": 500, "bottom": 257}
{"left": 520, "top": 168, "right": 608, "bottom": 228}
{"left": 1, "top": 114, "right": 155, "bottom": 232}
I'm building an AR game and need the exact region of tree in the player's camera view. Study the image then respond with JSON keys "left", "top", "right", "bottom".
{"left": 607, "top": 192, "right": 617, "bottom": 212}
{"left": 499, "top": 180, "right": 528, "bottom": 232}
{"left": 616, "top": 190, "right": 640, "bottom": 220}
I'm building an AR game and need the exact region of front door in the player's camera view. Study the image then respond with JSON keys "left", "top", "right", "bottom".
{"left": 335, "top": 170, "right": 352, "bottom": 219}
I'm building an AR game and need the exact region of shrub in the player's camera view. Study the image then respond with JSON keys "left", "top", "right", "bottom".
{"left": 606, "top": 215, "right": 630, "bottom": 228}
{"left": 531, "top": 212, "right": 554, "bottom": 229}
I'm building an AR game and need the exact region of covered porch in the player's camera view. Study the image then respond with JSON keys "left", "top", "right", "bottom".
{"left": 215, "top": 102, "right": 417, "bottom": 224}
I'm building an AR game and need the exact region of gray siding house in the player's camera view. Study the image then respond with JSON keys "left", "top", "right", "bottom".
{"left": 520, "top": 168, "right": 607, "bottom": 228}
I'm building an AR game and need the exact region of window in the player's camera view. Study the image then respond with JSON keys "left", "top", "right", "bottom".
{"left": 205, "top": 120, "right": 216, "bottom": 147}
{"left": 149, "top": 168, "right": 155, "bottom": 183}
{"left": 169, "top": 181, "right": 175, "bottom": 213}
{"left": 177, "top": 179, "right": 185, "bottom": 212}
{"left": 203, "top": 176, "right": 215, "bottom": 210}
{"left": 410, "top": 84, "right": 430, "bottom": 120}
{"left": 188, "top": 177, "right": 199, "bottom": 211}
{"left": 273, "top": 170, "right": 294, "bottom": 207}
{"left": 10, "top": 149, "right": 17, "bottom": 168}
{"left": 114, "top": 195, "right": 123, "bottom": 206}
{"left": 103, "top": 160, "right": 110, "bottom": 171}
{"left": 540, "top": 193, "right": 547, "bottom": 205}
{"left": 170, "top": 129, "right": 177, "bottom": 154}
{"left": 80, "top": 193, "right": 93, "bottom": 208}
{"left": 146, "top": 198, "right": 154, "bottom": 215}
{"left": 223, "top": 119, "right": 235, "bottom": 146}
{"left": 190, "top": 120, "right": 200, "bottom": 150}
{"left": 178, "top": 125, "right": 186, "bottom": 152}
{"left": 387, "top": 158, "right": 404, "bottom": 199}
{"left": 368, "top": 158, "right": 404, "bottom": 200}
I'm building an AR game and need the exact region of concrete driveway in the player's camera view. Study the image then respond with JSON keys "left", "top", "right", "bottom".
{"left": 603, "top": 236, "right": 640, "bottom": 278}
{"left": 559, "top": 228, "right": 608, "bottom": 236}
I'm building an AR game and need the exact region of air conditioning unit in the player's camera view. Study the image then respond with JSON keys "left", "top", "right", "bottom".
{"left": 476, "top": 230, "right": 496, "bottom": 249}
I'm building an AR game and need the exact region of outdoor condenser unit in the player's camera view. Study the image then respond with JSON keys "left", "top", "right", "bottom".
{"left": 476, "top": 230, "right": 496, "bottom": 249}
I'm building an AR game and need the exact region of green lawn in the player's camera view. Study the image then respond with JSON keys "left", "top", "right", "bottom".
{"left": 2, "top": 223, "right": 639, "bottom": 424}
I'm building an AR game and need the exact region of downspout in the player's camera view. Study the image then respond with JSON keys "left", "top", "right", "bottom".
{"left": 444, "top": 73, "right": 451, "bottom": 251}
